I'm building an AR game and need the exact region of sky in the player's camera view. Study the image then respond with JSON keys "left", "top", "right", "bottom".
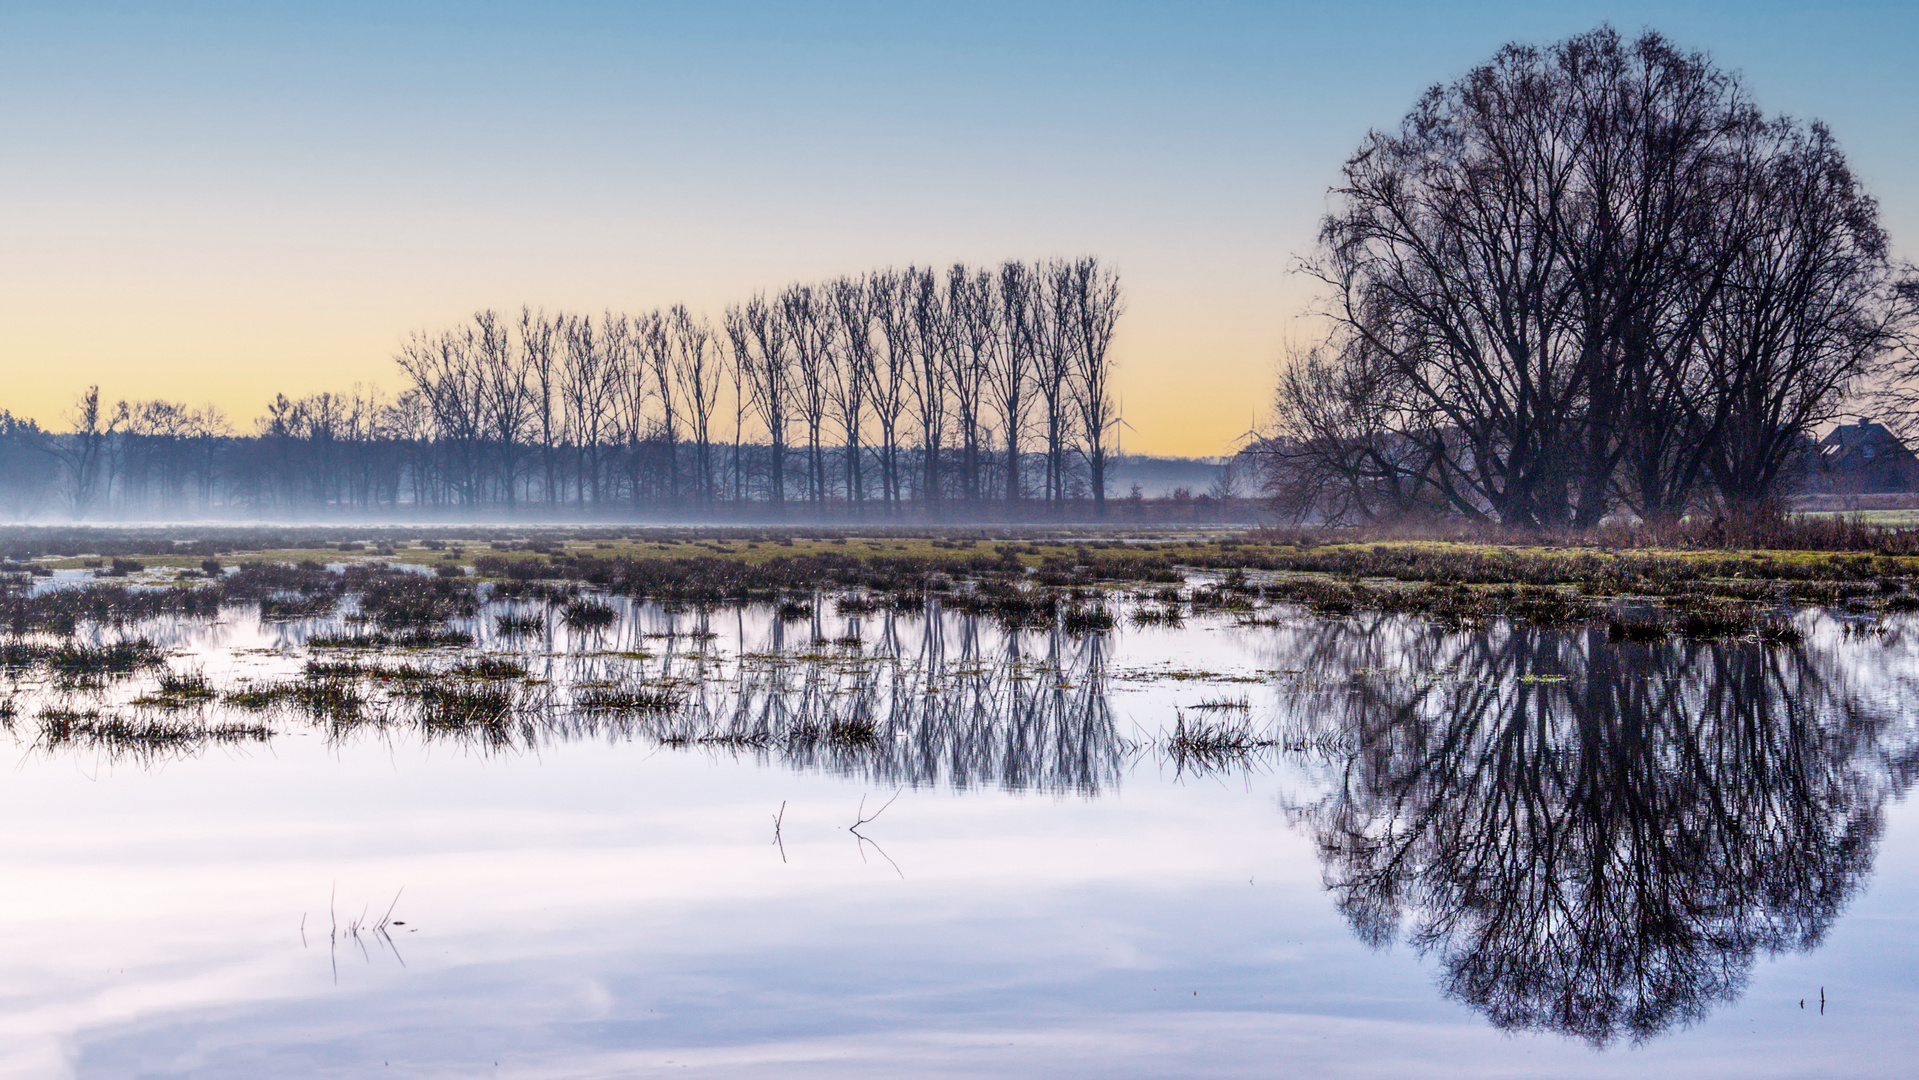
{"left": 1, "top": 0, "right": 1914, "bottom": 456}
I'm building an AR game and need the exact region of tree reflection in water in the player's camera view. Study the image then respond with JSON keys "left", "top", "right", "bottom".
{"left": 1273, "top": 616, "right": 1919, "bottom": 1045}
{"left": 543, "top": 603, "right": 1124, "bottom": 796}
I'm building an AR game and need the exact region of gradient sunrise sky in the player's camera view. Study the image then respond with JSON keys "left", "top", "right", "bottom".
{"left": 2, "top": 1, "right": 1913, "bottom": 455}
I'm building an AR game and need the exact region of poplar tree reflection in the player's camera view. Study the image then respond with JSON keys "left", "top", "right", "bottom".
{"left": 649, "top": 609, "right": 1124, "bottom": 795}
{"left": 1279, "top": 621, "right": 1919, "bottom": 1045}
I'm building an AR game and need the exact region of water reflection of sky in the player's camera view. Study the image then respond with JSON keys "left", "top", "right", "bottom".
{"left": 4, "top": 603, "right": 1919, "bottom": 1077}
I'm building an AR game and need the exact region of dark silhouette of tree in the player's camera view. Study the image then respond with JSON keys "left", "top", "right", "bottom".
{"left": 1269, "top": 27, "right": 1912, "bottom": 527}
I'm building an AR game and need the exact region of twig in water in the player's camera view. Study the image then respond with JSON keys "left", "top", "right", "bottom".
{"left": 849, "top": 789, "right": 901, "bottom": 831}
{"left": 848, "top": 790, "right": 905, "bottom": 879}
{"left": 772, "top": 800, "right": 788, "bottom": 864}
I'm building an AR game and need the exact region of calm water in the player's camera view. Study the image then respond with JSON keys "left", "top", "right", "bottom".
{"left": 4, "top": 587, "right": 1918, "bottom": 1078}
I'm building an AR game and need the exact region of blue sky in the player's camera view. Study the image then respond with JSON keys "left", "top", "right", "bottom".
{"left": 2, "top": 1, "right": 1912, "bottom": 451}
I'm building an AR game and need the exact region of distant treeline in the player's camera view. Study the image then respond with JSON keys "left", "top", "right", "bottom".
{"left": 0, "top": 258, "right": 1132, "bottom": 521}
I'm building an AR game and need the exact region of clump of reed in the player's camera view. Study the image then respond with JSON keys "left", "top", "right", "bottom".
{"left": 1676, "top": 603, "right": 1766, "bottom": 639}
{"left": 0, "top": 640, "right": 50, "bottom": 668}
{"left": 306, "top": 628, "right": 474, "bottom": 649}
{"left": 775, "top": 599, "right": 812, "bottom": 623}
{"left": 948, "top": 581, "right": 1058, "bottom": 629}
{"left": 787, "top": 716, "right": 881, "bottom": 749}
{"left": 560, "top": 598, "right": 618, "bottom": 629}
{"left": 1606, "top": 618, "right": 1669, "bottom": 643}
{"left": 38, "top": 708, "right": 270, "bottom": 756}
{"left": 131, "top": 667, "right": 219, "bottom": 709}
{"left": 1166, "top": 713, "right": 1276, "bottom": 771}
{"left": 834, "top": 594, "right": 883, "bottom": 616}
{"left": 494, "top": 614, "right": 546, "bottom": 636}
{"left": 575, "top": 684, "right": 683, "bottom": 713}
{"left": 352, "top": 575, "right": 479, "bottom": 628}
{"left": 1130, "top": 605, "right": 1185, "bottom": 627}
{"left": 47, "top": 638, "right": 166, "bottom": 686}
{"left": 225, "top": 676, "right": 367, "bottom": 724}
{"left": 1758, "top": 619, "right": 1806, "bottom": 646}
{"left": 259, "top": 594, "right": 339, "bottom": 620}
{"left": 301, "top": 658, "right": 438, "bottom": 682}
{"left": 405, "top": 681, "right": 512, "bottom": 724}
{"left": 1061, "top": 606, "right": 1116, "bottom": 634}
{"left": 0, "top": 582, "right": 225, "bottom": 634}
{"left": 450, "top": 656, "right": 528, "bottom": 680}
{"left": 1189, "top": 587, "right": 1256, "bottom": 613}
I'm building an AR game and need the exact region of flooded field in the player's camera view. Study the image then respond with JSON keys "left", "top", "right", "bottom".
{"left": 4, "top": 560, "right": 1919, "bottom": 1077}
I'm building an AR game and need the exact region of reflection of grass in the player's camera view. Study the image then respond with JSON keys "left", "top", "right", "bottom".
{"left": 225, "top": 677, "right": 366, "bottom": 722}
{"left": 1061, "top": 607, "right": 1116, "bottom": 634}
{"left": 47, "top": 639, "right": 166, "bottom": 685}
{"left": 403, "top": 682, "right": 515, "bottom": 732}
{"left": 575, "top": 685, "right": 682, "bottom": 713}
{"left": 308, "top": 629, "right": 473, "bottom": 649}
{"left": 38, "top": 709, "right": 271, "bottom": 755}
{"left": 1131, "top": 603, "right": 1186, "bottom": 627}
{"left": 132, "top": 667, "right": 219, "bottom": 709}
{"left": 1166, "top": 714, "right": 1275, "bottom": 772}
{"left": 450, "top": 656, "right": 529, "bottom": 680}
{"left": 495, "top": 614, "right": 545, "bottom": 636}
{"left": 560, "top": 599, "right": 617, "bottom": 629}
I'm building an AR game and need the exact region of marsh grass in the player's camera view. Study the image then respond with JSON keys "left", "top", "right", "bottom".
{"left": 450, "top": 656, "right": 529, "bottom": 680}
{"left": 260, "top": 594, "right": 339, "bottom": 620}
{"left": 307, "top": 629, "right": 473, "bottom": 649}
{"left": 575, "top": 685, "right": 683, "bottom": 713}
{"left": 1130, "top": 605, "right": 1185, "bottom": 627}
{"left": 788, "top": 716, "right": 881, "bottom": 749}
{"left": 157, "top": 668, "right": 216, "bottom": 698}
{"left": 353, "top": 576, "right": 479, "bottom": 628}
{"left": 0, "top": 640, "right": 49, "bottom": 668}
{"left": 226, "top": 677, "right": 367, "bottom": 723}
{"left": 494, "top": 614, "right": 546, "bottom": 636}
{"left": 38, "top": 708, "right": 270, "bottom": 756}
{"left": 1607, "top": 619, "right": 1669, "bottom": 643}
{"left": 47, "top": 639, "right": 166, "bottom": 686}
{"left": 400, "top": 681, "right": 517, "bottom": 737}
{"left": 560, "top": 598, "right": 617, "bottom": 629}
{"left": 1061, "top": 606, "right": 1116, "bottom": 634}
{"left": 131, "top": 667, "right": 218, "bottom": 709}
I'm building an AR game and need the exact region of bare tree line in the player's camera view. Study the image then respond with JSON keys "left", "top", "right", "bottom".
{"left": 0, "top": 258, "right": 1127, "bottom": 520}
{"left": 1257, "top": 27, "right": 1918, "bottom": 528}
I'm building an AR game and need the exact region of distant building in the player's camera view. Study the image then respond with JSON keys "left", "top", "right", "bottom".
{"left": 1806, "top": 418, "right": 1919, "bottom": 494}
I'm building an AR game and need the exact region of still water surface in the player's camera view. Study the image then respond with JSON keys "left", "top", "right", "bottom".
{"left": 4, "top": 593, "right": 1918, "bottom": 1077}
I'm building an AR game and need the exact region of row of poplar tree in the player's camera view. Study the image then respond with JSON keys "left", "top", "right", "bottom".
{"left": 0, "top": 257, "right": 1127, "bottom": 519}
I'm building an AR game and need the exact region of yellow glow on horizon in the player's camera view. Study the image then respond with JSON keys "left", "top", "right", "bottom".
{"left": 0, "top": 259, "right": 1311, "bottom": 459}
